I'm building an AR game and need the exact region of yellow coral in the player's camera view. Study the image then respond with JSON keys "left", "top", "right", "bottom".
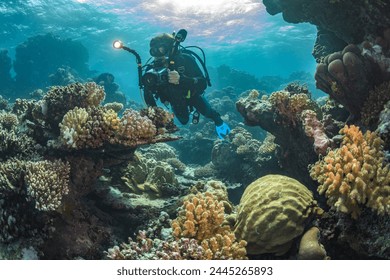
{"left": 269, "top": 91, "right": 314, "bottom": 126}
{"left": 234, "top": 174, "right": 321, "bottom": 256}
{"left": 310, "top": 125, "right": 390, "bottom": 218}
{"left": 60, "top": 107, "right": 89, "bottom": 148}
{"left": 201, "top": 232, "right": 247, "bottom": 260}
{"left": 172, "top": 191, "right": 247, "bottom": 260}
{"left": 258, "top": 133, "right": 276, "bottom": 155}
{"left": 60, "top": 107, "right": 121, "bottom": 149}
{"left": 172, "top": 192, "right": 227, "bottom": 240}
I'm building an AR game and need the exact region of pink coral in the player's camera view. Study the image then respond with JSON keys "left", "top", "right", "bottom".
{"left": 301, "top": 110, "right": 332, "bottom": 155}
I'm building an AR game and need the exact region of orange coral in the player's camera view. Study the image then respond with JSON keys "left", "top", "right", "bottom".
{"left": 310, "top": 125, "right": 390, "bottom": 218}
{"left": 172, "top": 192, "right": 247, "bottom": 260}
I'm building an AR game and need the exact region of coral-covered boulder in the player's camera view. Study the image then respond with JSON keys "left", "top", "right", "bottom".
{"left": 234, "top": 174, "right": 321, "bottom": 256}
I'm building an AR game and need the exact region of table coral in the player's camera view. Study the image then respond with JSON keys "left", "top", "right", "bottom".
{"left": 310, "top": 125, "right": 390, "bottom": 218}
{"left": 234, "top": 174, "right": 322, "bottom": 256}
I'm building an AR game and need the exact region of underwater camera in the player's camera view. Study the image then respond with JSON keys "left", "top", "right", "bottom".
{"left": 142, "top": 68, "right": 169, "bottom": 87}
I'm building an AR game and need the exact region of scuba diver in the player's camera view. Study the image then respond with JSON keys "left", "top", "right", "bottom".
{"left": 142, "top": 32, "right": 231, "bottom": 139}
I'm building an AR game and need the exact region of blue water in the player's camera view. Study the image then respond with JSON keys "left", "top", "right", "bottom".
{"left": 0, "top": 0, "right": 319, "bottom": 102}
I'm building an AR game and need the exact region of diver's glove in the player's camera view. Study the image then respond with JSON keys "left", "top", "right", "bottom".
{"left": 168, "top": 69, "right": 180, "bottom": 85}
{"left": 215, "top": 122, "right": 231, "bottom": 139}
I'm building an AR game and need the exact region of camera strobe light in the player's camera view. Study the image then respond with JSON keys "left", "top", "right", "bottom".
{"left": 113, "top": 40, "right": 123, "bottom": 49}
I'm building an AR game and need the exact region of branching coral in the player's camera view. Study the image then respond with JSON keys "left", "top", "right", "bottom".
{"left": 116, "top": 109, "right": 157, "bottom": 146}
{"left": 0, "top": 112, "right": 18, "bottom": 130}
{"left": 310, "top": 125, "right": 390, "bottom": 218}
{"left": 269, "top": 91, "right": 317, "bottom": 126}
{"left": 172, "top": 192, "right": 226, "bottom": 240}
{"left": 25, "top": 160, "right": 71, "bottom": 211}
{"left": 140, "top": 106, "right": 176, "bottom": 133}
{"left": 106, "top": 231, "right": 205, "bottom": 260}
{"left": 39, "top": 82, "right": 106, "bottom": 130}
{"left": 59, "top": 107, "right": 119, "bottom": 149}
{"left": 172, "top": 192, "right": 247, "bottom": 259}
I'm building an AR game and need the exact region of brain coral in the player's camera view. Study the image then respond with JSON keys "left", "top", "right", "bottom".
{"left": 310, "top": 125, "right": 390, "bottom": 218}
{"left": 234, "top": 174, "right": 321, "bottom": 256}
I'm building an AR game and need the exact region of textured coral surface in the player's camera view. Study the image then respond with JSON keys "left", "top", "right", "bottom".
{"left": 234, "top": 174, "right": 321, "bottom": 255}
{"left": 311, "top": 125, "right": 390, "bottom": 218}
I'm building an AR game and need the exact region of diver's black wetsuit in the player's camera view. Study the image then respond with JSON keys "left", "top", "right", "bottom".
{"left": 144, "top": 52, "right": 223, "bottom": 126}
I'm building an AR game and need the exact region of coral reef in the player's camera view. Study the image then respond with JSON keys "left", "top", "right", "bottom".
{"left": 234, "top": 175, "right": 322, "bottom": 256}
{"left": 49, "top": 67, "right": 81, "bottom": 86}
{"left": 116, "top": 109, "right": 157, "bottom": 146}
{"left": 211, "top": 126, "right": 279, "bottom": 184}
{"left": 103, "top": 102, "right": 124, "bottom": 113}
{"left": 34, "top": 82, "right": 105, "bottom": 133}
{"left": 59, "top": 107, "right": 119, "bottom": 149}
{"left": 25, "top": 160, "right": 70, "bottom": 211}
{"left": 263, "top": 0, "right": 390, "bottom": 60}
{"left": 236, "top": 89, "right": 326, "bottom": 189}
{"left": 107, "top": 189, "right": 247, "bottom": 260}
{"left": 172, "top": 191, "right": 247, "bottom": 260}
{"left": 120, "top": 152, "right": 180, "bottom": 198}
{"left": 377, "top": 100, "right": 390, "bottom": 150}
{"left": 310, "top": 125, "right": 390, "bottom": 219}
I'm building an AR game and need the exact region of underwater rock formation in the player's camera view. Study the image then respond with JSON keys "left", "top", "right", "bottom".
{"left": 236, "top": 88, "right": 331, "bottom": 189}
{"left": 263, "top": 0, "right": 390, "bottom": 60}
{"left": 13, "top": 33, "right": 90, "bottom": 95}
{"left": 0, "top": 81, "right": 180, "bottom": 259}
{"left": 49, "top": 67, "right": 81, "bottom": 86}
{"left": 318, "top": 209, "right": 390, "bottom": 259}
{"left": 94, "top": 73, "right": 126, "bottom": 106}
{"left": 297, "top": 227, "right": 328, "bottom": 260}
{"left": 0, "top": 50, "right": 13, "bottom": 93}
{"left": 211, "top": 126, "right": 279, "bottom": 185}
{"left": 314, "top": 44, "right": 385, "bottom": 119}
